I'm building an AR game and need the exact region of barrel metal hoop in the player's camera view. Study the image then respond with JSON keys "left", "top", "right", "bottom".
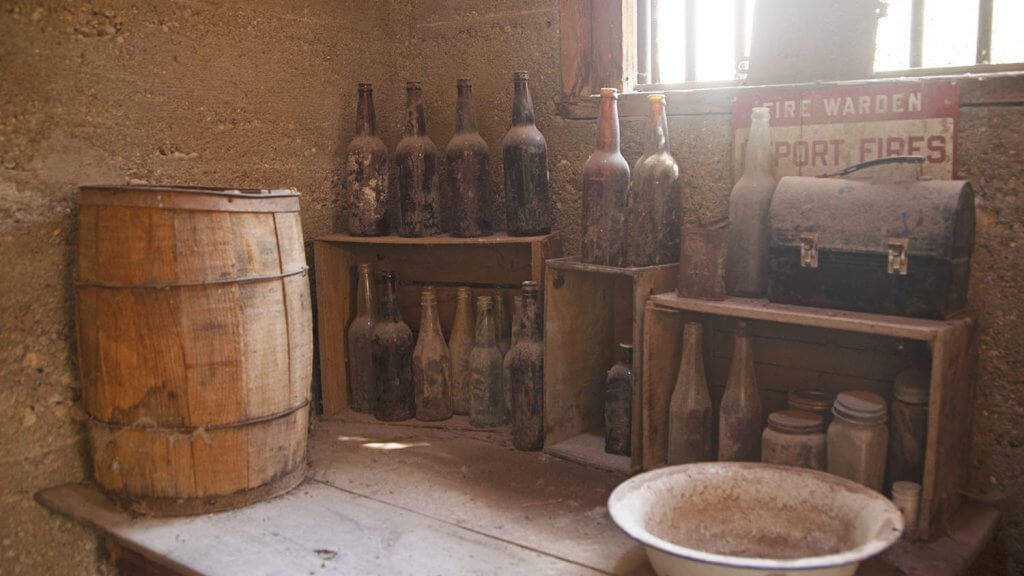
{"left": 88, "top": 398, "right": 311, "bottom": 432}
{"left": 75, "top": 267, "right": 309, "bottom": 290}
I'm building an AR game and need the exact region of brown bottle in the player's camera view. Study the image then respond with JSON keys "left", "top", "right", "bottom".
{"left": 372, "top": 271, "right": 415, "bottom": 421}
{"left": 347, "top": 263, "right": 377, "bottom": 413}
{"left": 726, "top": 107, "right": 776, "bottom": 296}
{"left": 501, "top": 294, "right": 523, "bottom": 419}
{"left": 625, "top": 94, "right": 680, "bottom": 266}
{"left": 413, "top": 287, "right": 453, "bottom": 421}
{"left": 343, "top": 84, "right": 389, "bottom": 236}
{"left": 718, "top": 322, "right": 762, "bottom": 461}
{"left": 397, "top": 82, "right": 442, "bottom": 237}
{"left": 509, "top": 281, "right": 544, "bottom": 450}
{"left": 667, "top": 323, "right": 714, "bottom": 464}
{"left": 448, "top": 286, "right": 475, "bottom": 415}
{"left": 447, "top": 79, "right": 492, "bottom": 237}
{"left": 582, "top": 88, "right": 629, "bottom": 266}
{"left": 502, "top": 71, "right": 551, "bottom": 236}
{"left": 468, "top": 296, "right": 507, "bottom": 427}
{"left": 604, "top": 343, "right": 633, "bottom": 456}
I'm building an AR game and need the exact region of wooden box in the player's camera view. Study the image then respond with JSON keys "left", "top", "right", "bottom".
{"left": 543, "top": 257, "right": 677, "bottom": 473}
{"left": 642, "top": 292, "right": 976, "bottom": 540}
{"left": 313, "top": 232, "right": 562, "bottom": 416}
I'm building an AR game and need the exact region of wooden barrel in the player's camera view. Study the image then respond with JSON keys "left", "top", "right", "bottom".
{"left": 75, "top": 185, "right": 312, "bottom": 516}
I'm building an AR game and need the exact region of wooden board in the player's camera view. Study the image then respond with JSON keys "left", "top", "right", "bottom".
{"left": 546, "top": 432, "right": 632, "bottom": 474}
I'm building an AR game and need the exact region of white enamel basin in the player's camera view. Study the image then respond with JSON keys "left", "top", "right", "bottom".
{"left": 608, "top": 463, "right": 904, "bottom": 576}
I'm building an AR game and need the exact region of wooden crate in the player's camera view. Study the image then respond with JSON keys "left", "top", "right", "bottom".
{"left": 313, "top": 232, "right": 562, "bottom": 416}
{"left": 642, "top": 292, "right": 976, "bottom": 541}
{"left": 543, "top": 257, "right": 678, "bottom": 473}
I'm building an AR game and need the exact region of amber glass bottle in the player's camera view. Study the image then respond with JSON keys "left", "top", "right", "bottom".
{"left": 347, "top": 263, "right": 377, "bottom": 413}
{"left": 468, "top": 296, "right": 508, "bottom": 427}
{"left": 446, "top": 79, "right": 492, "bottom": 237}
{"left": 397, "top": 82, "right": 442, "bottom": 237}
{"left": 509, "top": 281, "right": 544, "bottom": 450}
{"left": 625, "top": 94, "right": 680, "bottom": 266}
{"left": 372, "top": 271, "right": 415, "bottom": 421}
{"left": 448, "top": 286, "right": 475, "bottom": 415}
{"left": 502, "top": 71, "right": 551, "bottom": 236}
{"left": 343, "top": 84, "right": 389, "bottom": 236}
{"left": 413, "top": 287, "right": 452, "bottom": 421}
{"left": 718, "top": 322, "right": 762, "bottom": 461}
{"left": 668, "top": 322, "right": 714, "bottom": 464}
{"left": 604, "top": 343, "right": 633, "bottom": 456}
{"left": 726, "top": 107, "right": 776, "bottom": 296}
{"left": 582, "top": 88, "right": 629, "bottom": 267}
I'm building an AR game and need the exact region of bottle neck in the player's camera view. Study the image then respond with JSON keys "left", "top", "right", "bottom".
{"left": 619, "top": 346, "right": 633, "bottom": 367}
{"left": 510, "top": 296, "right": 523, "bottom": 345}
{"left": 743, "top": 112, "right": 773, "bottom": 177}
{"left": 356, "top": 265, "right": 375, "bottom": 318}
{"left": 520, "top": 289, "right": 541, "bottom": 340}
{"left": 595, "top": 91, "right": 621, "bottom": 152}
{"left": 380, "top": 275, "right": 401, "bottom": 322}
{"left": 643, "top": 97, "right": 670, "bottom": 154}
{"left": 511, "top": 78, "right": 535, "bottom": 126}
{"left": 455, "top": 83, "right": 478, "bottom": 133}
{"left": 356, "top": 88, "right": 376, "bottom": 136}
{"left": 474, "top": 300, "right": 496, "bottom": 346}
{"left": 420, "top": 293, "right": 440, "bottom": 332}
{"left": 405, "top": 87, "right": 427, "bottom": 136}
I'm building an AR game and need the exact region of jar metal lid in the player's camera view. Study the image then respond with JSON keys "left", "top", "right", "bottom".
{"left": 833, "top": 390, "right": 888, "bottom": 424}
{"left": 893, "top": 368, "right": 930, "bottom": 405}
{"left": 787, "top": 389, "right": 836, "bottom": 414}
{"left": 767, "top": 409, "right": 826, "bottom": 434}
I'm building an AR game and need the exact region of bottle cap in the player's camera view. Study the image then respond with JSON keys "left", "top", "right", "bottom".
{"left": 600, "top": 87, "right": 618, "bottom": 98}
{"left": 893, "top": 368, "right": 930, "bottom": 405}
{"left": 648, "top": 93, "right": 666, "bottom": 102}
{"left": 521, "top": 280, "right": 539, "bottom": 294}
{"left": 787, "top": 389, "right": 836, "bottom": 415}
{"left": 833, "top": 391, "right": 887, "bottom": 424}
{"left": 514, "top": 70, "right": 529, "bottom": 80}
{"left": 358, "top": 83, "right": 373, "bottom": 91}
{"left": 767, "top": 410, "right": 826, "bottom": 434}
{"left": 406, "top": 81, "right": 422, "bottom": 90}
{"left": 457, "top": 78, "right": 472, "bottom": 87}
{"left": 751, "top": 106, "right": 771, "bottom": 122}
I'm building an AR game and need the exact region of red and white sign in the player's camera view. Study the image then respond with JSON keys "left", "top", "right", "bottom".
{"left": 732, "top": 82, "right": 959, "bottom": 179}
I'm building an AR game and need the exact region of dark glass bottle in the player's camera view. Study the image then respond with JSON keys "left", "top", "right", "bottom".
{"left": 502, "top": 71, "right": 551, "bottom": 236}
{"left": 667, "top": 322, "right": 714, "bottom": 464}
{"left": 582, "top": 88, "right": 629, "bottom": 266}
{"left": 726, "top": 107, "right": 776, "bottom": 296}
{"left": 718, "top": 321, "right": 762, "bottom": 461}
{"left": 468, "top": 296, "right": 507, "bottom": 427}
{"left": 413, "top": 287, "right": 453, "bottom": 421}
{"left": 625, "top": 94, "right": 680, "bottom": 266}
{"left": 347, "top": 263, "right": 377, "bottom": 413}
{"left": 396, "top": 82, "right": 442, "bottom": 237}
{"left": 446, "top": 79, "right": 492, "bottom": 237}
{"left": 343, "top": 84, "right": 389, "bottom": 236}
{"left": 509, "top": 281, "right": 544, "bottom": 450}
{"left": 372, "top": 271, "right": 415, "bottom": 421}
{"left": 604, "top": 343, "right": 633, "bottom": 456}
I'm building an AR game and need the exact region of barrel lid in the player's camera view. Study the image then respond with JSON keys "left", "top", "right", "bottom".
{"left": 893, "top": 368, "right": 930, "bottom": 405}
{"left": 833, "top": 391, "right": 888, "bottom": 424}
{"left": 767, "top": 409, "right": 826, "bottom": 434}
{"left": 787, "top": 389, "right": 836, "bottom": 414}
{"left": 80, "top": 184, "right": 300, "bottom": 198}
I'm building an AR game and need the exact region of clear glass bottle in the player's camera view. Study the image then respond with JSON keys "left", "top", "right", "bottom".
{"left": 503, "top": 71, "right": 551, "bottom": 236}
{"left": 726, "top": 106, "right": 776, "bottom": 297}
{"left": 761, "top": 409, "right": 827, "bottom": 470}
{"left": 509, "top": 281, "right": 544, "bottom": 450}
{"left": 668, "top": 322, "right": 714, "bottom": 464}
{"left": 828, "top": 390, "right": 889, "bottom": 491}
{"left": 493, "top": 289, "right": 511, "bottom": 358}
{"left": 448, "top": 286, "right": 475, "bottom": 415}
{"left": 468, "top": 296, "right": 507, "bottom": 427}
{"left": 502, "top": 294, "right": 523, "bottom": 419}
{"left": 347, "top": 263, "right": 377, "bottom": 413}
{"left": 413, "top": 287, "right": 452, "bottom": 421}
{"left": 581, "top": 88, "right": 629, "bottom": 267}
{"left": 625, "top": 94, "right": 680, "bottom": 266}
{"left": 372, "top": 271, "right": 415, "bottom": 421}
{"left": 718, "top": 321, "right": 762, "bottom": 461}
{"left": 343, "top": 83, "right": 389, "bottom": 236}
{"left": 446, "top": 78, "right": 492, "bottom": 237}
{"left": 604, "top": 343, "right": 633, "bottom": 456}
{"left": 396, "top": 81, "right": 442, "bottom": 237}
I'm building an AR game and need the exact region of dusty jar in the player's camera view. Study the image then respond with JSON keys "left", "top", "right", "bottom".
{"left": 827, "top": 391, "right": 889, "bottom": 492}
{"left": 787, "top": 389, "right": 836, "bottom": 423}
{"left": 761, "top": 410, "right": 827, "bottom": 470}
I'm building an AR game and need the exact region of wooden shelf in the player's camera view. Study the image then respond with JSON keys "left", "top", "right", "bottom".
{"left": 543, "top": 257, "right": 677, "bottom": 473}
{"left": 313, "top": 232, "right": 562, "bottom": 415}
{"left": 642, "top": 292, "right": 977, "bottom": 541}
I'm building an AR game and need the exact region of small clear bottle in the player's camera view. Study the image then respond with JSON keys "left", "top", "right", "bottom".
{"left": 761, "top": 410, "right": 827, "bottom": 470}
{"left": 827, "top": 391, "right": 889, "bottom": 491}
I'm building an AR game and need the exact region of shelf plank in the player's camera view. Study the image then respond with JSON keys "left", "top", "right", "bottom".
{"left": 316, "top": 231, "right": 559, "bottom": 246}
{"left": 649, "top": 293, "right": 969, "bottom": 341}
{"left": 546, "top": 432, "right": 633, "bottom": 474}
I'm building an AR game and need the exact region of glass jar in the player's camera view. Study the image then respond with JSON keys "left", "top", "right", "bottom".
{"left": 787, "top": 389, "right": 836, "bottom": 423}
{"left": 827, "top": 391, "right": 888, "bottom": 492}
{"left": 761, "top": 410, "right": 827, "bottom": 470}
{"left": 887, "top": 366, "right": 929, "bottom": 489}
